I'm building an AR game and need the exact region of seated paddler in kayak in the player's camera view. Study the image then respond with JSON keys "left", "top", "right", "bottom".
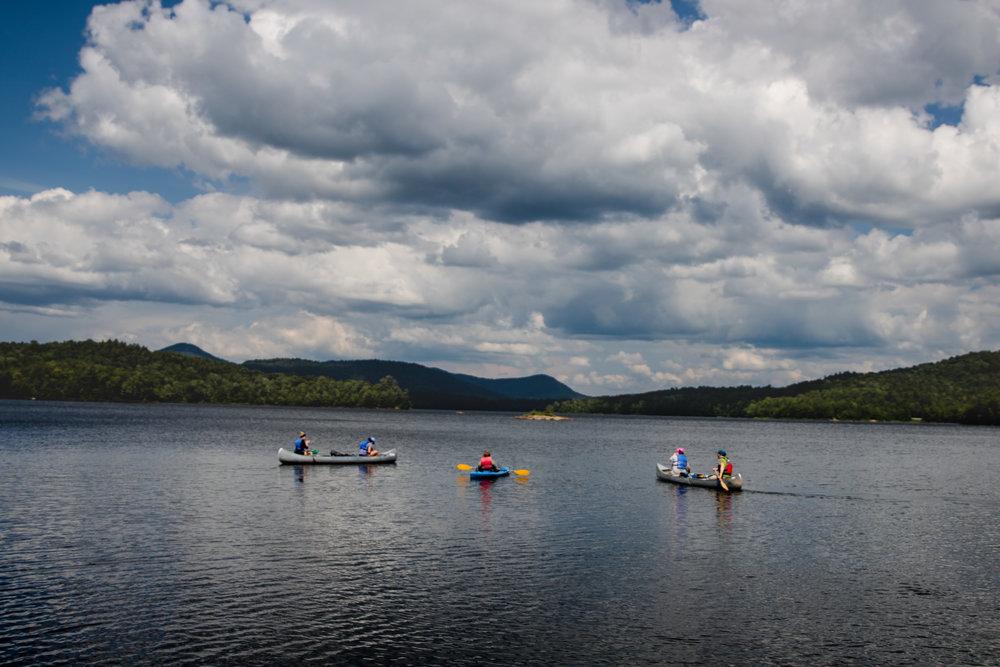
{"left": 477, "top": 450, "right": 499, "bottom": 472}
{"left": 358, "top": 437, "right": 380, "bottom": 457}
{"left": 708, "top": 449, "right": 734, "bottom": 481}
{"left": 293, "top": 431, "right": 312, "bottom": 455}
{"left": 668, "top": 447, "right": 690, "bottom": 477}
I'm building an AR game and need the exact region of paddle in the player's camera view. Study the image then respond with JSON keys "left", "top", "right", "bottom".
{"left": 715, "top": 454, "right": 730, "bottom": 492}
{"left": 455, "top": 463, "right": 530, "bottom": 476}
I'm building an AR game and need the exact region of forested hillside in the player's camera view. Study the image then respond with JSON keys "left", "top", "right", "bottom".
{"left": 0, "top": 340, "right": 410, "bottom": 409}
{"left": 549, "top": 351, "right": 1000, "bottom": 425}
{"left": 547, "top": 385, "right": 774, "bottom": 418}
{"left": 243, "top": 357, "right": 581, "bottom": 410}
{"left": 744, "top": 351, "right": 1000, "bottom": 424}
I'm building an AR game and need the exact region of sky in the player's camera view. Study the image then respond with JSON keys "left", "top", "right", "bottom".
{"left": 1, "top": 0, "right": 1000, "bottom": 395}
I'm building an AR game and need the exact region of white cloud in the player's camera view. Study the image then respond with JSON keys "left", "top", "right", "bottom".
{"left": 6, "top": 0, "right": 1000, "bottom": 394}
{"left": 4, "top": 183, "right": 1000, "bottom": 391}
{"left": 167, "top": 311, "right": 374, "bottom": 360}
{"left": 35, "top": 0, "right": 1000, "bottom": 226}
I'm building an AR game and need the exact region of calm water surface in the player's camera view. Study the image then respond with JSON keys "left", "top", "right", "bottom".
{"left": 1, "top": 400, "right": 998, "bottom": 665}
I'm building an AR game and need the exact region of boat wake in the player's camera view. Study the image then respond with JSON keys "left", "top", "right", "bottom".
{"left": 740, "top": 489, "right": 896, "bottom": 502}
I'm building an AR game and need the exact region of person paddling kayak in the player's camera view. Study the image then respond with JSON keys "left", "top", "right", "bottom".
{"left": 668, "top": 447, "right": 690, "bottom": 476}
{"left": 477, "top": 450, "right": 499, "bottom": 472}
{"left": 358, "top": 437, "right": 379, "bottom": 457}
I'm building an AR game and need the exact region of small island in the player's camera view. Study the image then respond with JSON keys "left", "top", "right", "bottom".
{"left": 516, "top": 410, "right": 569, "bottom": 421}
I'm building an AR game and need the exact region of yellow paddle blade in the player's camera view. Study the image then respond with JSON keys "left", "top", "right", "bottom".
{"left": 456, "top": 463, "right": 473, "bottom": 471}
{"left": 512, "top": 469, "right": 530, "bottom": 476}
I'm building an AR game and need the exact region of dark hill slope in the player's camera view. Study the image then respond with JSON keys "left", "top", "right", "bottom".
{"left": 550, "top": 350, "right": 1000, "bottom": 425}
{"left": 453, "top": 372, "right": 582, "bottom": 399}
{"left": 745, "top": 350, "right": 1000, "bottom": 424}
{"left": 242, "top": 358, "right": 583, "bottom": 410}
{"left": 158, "top": 342, "right": 229, "bottom": 364}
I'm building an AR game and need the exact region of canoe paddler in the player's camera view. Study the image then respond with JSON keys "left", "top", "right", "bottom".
{"left": 669, "top": 447, "right": 690, "bottom": 476}
{"left": 358, "top": 436, "right": 380, "bottom": 457}
{"left": 709, "top": 449, "right": 733, "bottom": 481}
{"left": 293, "top": 431, "right": 311, "bottom": 455}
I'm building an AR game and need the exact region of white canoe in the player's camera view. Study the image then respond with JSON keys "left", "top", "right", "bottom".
{"left": 656, "top": 463, "right": 743, "bottom": 491}
{"left": 278, "top": 448, "right": 397, "bottom": 465}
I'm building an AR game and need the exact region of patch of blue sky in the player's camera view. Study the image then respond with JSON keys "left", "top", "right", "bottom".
{"left": 849, "top": 221, "right": 914, "bottom": 238}
{"left": 629, "top": 0, "right": 706, "bottom": 27}
{"left": 923, "top": 101, "right": 964, "bottom": 129}
{"left": 668, "top": 0, "right": 705, "bottom": 25}
{"left": 922, "top": 75, "right": 996, "bottom": 129}
{"left": 0, "top": 0, "right": 196, "bottom": 201}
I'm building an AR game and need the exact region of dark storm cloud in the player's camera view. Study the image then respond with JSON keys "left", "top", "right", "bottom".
{"left": 374, "top": 153, "right": 681, "bottom": 223}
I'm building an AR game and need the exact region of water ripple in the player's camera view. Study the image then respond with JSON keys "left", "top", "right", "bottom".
{"left": 1, "top": 401, "right": 998, "bottom": 664}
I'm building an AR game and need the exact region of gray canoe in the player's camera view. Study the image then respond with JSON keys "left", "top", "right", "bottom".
{"left": 656, "top": 463, "right": 743, "bottom": 491}
{"left": 278, "top": 447, "right": 397, "bottom": 465}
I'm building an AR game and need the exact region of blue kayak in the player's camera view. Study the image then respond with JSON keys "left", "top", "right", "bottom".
{"left": 469, "top": 467, "right": 510, "bottom": 479}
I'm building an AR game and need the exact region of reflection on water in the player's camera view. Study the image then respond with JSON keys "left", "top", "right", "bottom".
{"left": 1, "top": 401, "right": 998, "bottom": 665}
{"left": 714, "top": 491, "right": 734, "bottom": 529}
{"left": 478, "top": 478, "right": 493, "bottom": 524}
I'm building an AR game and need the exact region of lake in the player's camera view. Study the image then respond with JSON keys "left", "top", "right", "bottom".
{"left": 1, "top": 400, "right": 998, "bottom": 665}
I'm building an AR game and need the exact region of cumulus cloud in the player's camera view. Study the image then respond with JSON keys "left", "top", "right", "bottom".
{"left": 35, "top": 0, "right": 1000, "bottom": 227}
{"left": 165, "top": 310, "right": 375, "bottom": 360}
{"left": 701, "top": 0, "right": 1000, "bottom": 108}
{"left": 7, "top": 0, "right": 1000, "bottom": 393}
{"left": 4, "top": 182, "right": 1000, "bottom": 391}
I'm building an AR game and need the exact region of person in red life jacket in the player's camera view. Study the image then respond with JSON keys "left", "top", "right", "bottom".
{"left": 477, "top": 450, "right": 499, "bottom": 472}
{"left": 709, "top": 449, "right": 733, "bottom": 480}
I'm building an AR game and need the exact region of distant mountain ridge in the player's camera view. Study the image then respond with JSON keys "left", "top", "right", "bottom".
{"left": 241, "top": 357, "right": 584, "bottom": 410}
{"left": 159, "top": 342, "right": 229, "bottom": 364}
{"left": 159, "top": 343, "right": 585, "bottom": 410}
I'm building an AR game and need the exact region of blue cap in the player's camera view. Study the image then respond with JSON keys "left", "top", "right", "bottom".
{"left": 717, "top": 449, "right": 727, "bottom": 456}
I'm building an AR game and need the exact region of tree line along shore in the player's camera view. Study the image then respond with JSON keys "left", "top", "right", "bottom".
{"left": 2, "top": 340, "right": 999, "bottom": 426}
{"left": 0, "top": 340, "right": 409, "bottom": 409}
{"left": 547, "top": 350, "right": 1000, "bottom": 426}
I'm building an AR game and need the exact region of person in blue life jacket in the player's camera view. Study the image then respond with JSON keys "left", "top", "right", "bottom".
{"left": 668, "top": 447, "right": 690, "bottom": 476}
{"left": 709, "top": 449, "right": 734, "bottom": 480}
{"left": 293, "top": 431, "right": 311, "bottom": 455}
{"left": 358, "top": 437, "right": 379, "bottom": 457}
